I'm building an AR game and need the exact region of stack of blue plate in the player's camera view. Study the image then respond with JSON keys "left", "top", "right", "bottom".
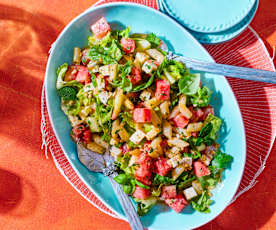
{"left": 157, "top": 0, "right": 258, "bottom": 44}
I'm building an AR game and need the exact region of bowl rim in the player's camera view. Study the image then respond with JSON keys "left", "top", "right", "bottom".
{"left": 44, "top": 2, "right": 246, "bottom": 229}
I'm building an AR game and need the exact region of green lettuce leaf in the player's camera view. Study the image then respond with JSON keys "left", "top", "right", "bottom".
{"left": 204, "top": 114, "right": 222, "bottom": 140}
{"left": 178, "top": 73, "right": 200, "bottom": 95}
{"left": 190, "top": 86, "right": 212, "bottom": 107}
{"left": 146, "top": 33, "right": 161, "bottom": 48}
{"left": 191, "top": 191, "right": 212, "bottom": 213}
{"left": 56, "top": 63, "right": 83, "bottom": 90}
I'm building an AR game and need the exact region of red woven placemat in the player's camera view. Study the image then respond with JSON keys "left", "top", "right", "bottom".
{"left": 41, "top": 0, "right": 276, "bottom": 218}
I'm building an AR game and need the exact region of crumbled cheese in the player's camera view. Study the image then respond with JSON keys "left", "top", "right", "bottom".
{"left": 142, "top": 60, "right": 157, "bottom": 74}
{"left": 129, "top": 130, "right": 146, "bottom": 144}
{"left": 98, "top": 91, "right": 111, "bottom": 105}
{"left": 183, "top": 187, "right": 198, "bottom": 200}
{"left": 140, "top": 89, "right": 152, "bottom": 101}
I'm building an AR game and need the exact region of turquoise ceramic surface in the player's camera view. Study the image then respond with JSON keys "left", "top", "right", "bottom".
{"left": 161, "top": 0, "right": 258, "bottom": 44}
{"left": 45, "top": 3, "right": 246, "bottom": 230}
{"left": 162, "top": 0, "right": 256, "bottom": 33}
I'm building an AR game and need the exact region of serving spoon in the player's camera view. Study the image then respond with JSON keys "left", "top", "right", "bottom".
{"left": 77, "top": 143, "right": 144, "bottom": 230}
{"left": 158, "top": 38, "right": 276, "bottom": 84}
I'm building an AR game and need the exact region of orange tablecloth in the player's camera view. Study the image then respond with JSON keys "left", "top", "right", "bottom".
{"left": 0, "top": 0, "right": 276, "bottom": 229}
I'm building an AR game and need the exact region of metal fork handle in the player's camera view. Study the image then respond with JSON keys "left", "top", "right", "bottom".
{"left": 173, "top": 55, "right": 276, "bottom": 84}
{"left": 108, "top": 177, "right": 144, "bottom": 230}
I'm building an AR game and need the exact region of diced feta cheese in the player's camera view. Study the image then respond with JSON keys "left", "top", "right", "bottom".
{"left": 183, "top": 187, "right": 198, "bottom": 200}
{"left": 142, "top": 60, "right": 157, "bottom": 74}
{"left": 99, "top": 65, "right": 111, "bottom": 76}
{"left": 110, "top": 146, "right": 122, "bottom": 157}
{"left": 135, "top": 52, "right": 150, "bottom": 64}
{"left": 140, "top": 89, "right": 152, "bottom": 101}
{"left": 99, "top": 64, "right": 118, "bottom": 79}
{"left": 98, "top": 91, "right": 111, "bottom": 105}
{"left": 146, "top": 49, "right": 165, "bottom": 63}
{"left": 146, "top": 126, "right": 160, "bottom": 140}
{"left": 129, "top": 130, "right": 146, "bottom": 144}
{"left": 167, "top": 154, "right": 181, "bottom": 168}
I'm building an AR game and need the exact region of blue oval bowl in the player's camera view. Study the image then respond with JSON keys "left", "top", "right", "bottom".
{"left": 45, "top": 3, "right": 246, "bottom": 230}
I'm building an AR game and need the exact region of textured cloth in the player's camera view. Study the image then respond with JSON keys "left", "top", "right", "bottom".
{"left": 1, "top": 0, "right": 276, "bottom": 230}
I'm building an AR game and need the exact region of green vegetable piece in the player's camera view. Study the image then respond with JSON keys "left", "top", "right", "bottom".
{"left": 190, "top": 86, "right": 212, "bottom": 107}
{"left": 135, "top": 179, "right": 150, "bottom": 189}
{"left": 123, "top": 184, "right": 133, "bottom": 194}
{"left": 86, "top": 116, "right": 102, "bottom": 132}
{"left": 199, "top": 122, "right": 213, "bottom": 138}
{"left": 204, "top": 114, "right": 222, "bottom": 140}
{"left": 119, "top": 26, "right": 131, "bottom": 38}
{"left": 132, "top": 74, "right": 154, "bottom": 92}
{"left": 56, "top": 63, "right": 83, "bottom": 90}
{"left": 57, "top": 86, "right": 77, "bottom": 101}
{"left": 114, "top": 174, "right": 129, "bottom": 184}
{"left": 212, "top": 150, "right": 233, "bottom": 169}
{"left": 143, "top": 124, "right": 152, "bottom": 133}
{"left": 136, "top": 197, "right": 157, "bottom": 216}
{"left": 178, "top": 73, "right": 200, "bottom": 95}
{"left": 133, "top": 38, "right": 151, "bottom": 52}
{"left": 191, "top": 191, "right": 212, "bottom": 213}
{"left": 145, "top": 33, "right": 161, "bottom": 48}
{"left": 152, "top": 174, "right": 175, "bottom": 186}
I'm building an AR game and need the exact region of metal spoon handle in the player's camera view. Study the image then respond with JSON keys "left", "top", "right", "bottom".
{"left": 108, "top": 177, "right": 144, "bottom": 230}
{"left": 172, "top": 55, "right": 276, "bottom": 84}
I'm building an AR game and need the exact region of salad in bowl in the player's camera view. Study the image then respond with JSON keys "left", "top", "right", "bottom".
{"left": 55, "top": 17, "right": 233, "bottom": 216}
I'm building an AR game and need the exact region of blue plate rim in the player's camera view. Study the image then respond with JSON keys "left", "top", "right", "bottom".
{"left": 44, "top": 2, "right": 247, "bottom": 229}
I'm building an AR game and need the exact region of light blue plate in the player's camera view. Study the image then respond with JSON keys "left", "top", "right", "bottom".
{"left": 161, "top": 0, "right": 258, "bottom": 44}
{"left": 45, "top": 3, "right": 246, "bottom": 230}
{"left": 162, "top": 0, "right": 256, "bottom": 33}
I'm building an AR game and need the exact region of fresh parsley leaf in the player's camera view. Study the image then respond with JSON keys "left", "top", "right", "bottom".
{"left": 152, "top": 174, "right": 175, "bottom": 186}
{"left": 190, "top": 86, "right": 212, "bottom": 107}
{"left": 212, "top": 150, "right": 233, "bottom": 169}
{"left": 146, "top": 33, "right": 161, "bottom": 48}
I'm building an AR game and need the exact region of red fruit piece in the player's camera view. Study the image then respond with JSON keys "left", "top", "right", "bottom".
{"left": 165, "top": 194, "right": 188, "bottom": 213}
{"left": 133, "top": 108, "right": 151, "bottom": 123}
{"left": 155, "top": 80, "right": 170, "bottom": 100}
{"left": 128, "top": 67, "right": 142, "bottom": 85}
{"left": 161, "top": 185, "right": 177, "bottom": 199}
{"left": 133, "top": 186, "right": 151, "bottom": 200}
{"left": 194, "top": 161, "right": 211, "bottom": 177}
{"left": 120, "top": 37, "right": 135, "bottom": 54}
{"left": 154, "top": 157, "right": 172, "bottom": 176}
{"left": 172, "top": 114, "right": 189, "bottom": 128}
{"left": 91, "top": 17, "right": 110, "bottom": 39}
